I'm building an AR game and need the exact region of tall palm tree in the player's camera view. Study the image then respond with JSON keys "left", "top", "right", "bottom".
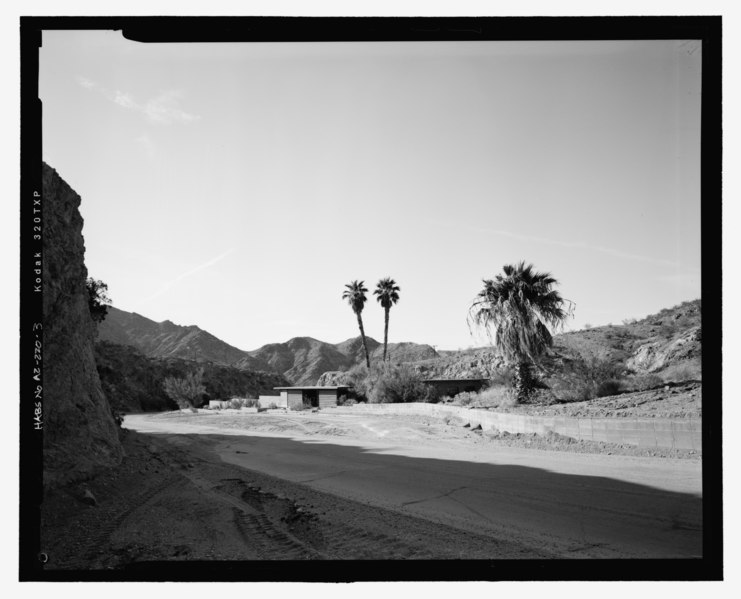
{"left": 374, "top": 277, "right": 401, "bottom": 362}
{"left": 343, "top": 280, "right": 371, "bottom": 369}
{"left": 468, "top": 262, "right": 573, "bottom": 402}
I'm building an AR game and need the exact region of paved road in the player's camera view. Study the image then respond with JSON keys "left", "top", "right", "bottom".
{"left": 125, "top": 413, "right": 703, "bottom": 558}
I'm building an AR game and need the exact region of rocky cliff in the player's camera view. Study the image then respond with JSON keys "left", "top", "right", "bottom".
{"left": 42, "top": 163, "right": 123, "bottom": 487}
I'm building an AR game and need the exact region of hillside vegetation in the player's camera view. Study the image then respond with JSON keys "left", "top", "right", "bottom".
{"left": 397, "top": 299, "right": 701, "bottom": 406}
{"left": 95, "top": 341, "right": 289, "bottom": 413}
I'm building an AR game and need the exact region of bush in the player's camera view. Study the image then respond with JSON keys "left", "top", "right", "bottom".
{"left": 454, "top": 391, "right": 475, "bottom": 406}
{"left": 595, "top": 379, "right": 623, "bottom": 398}
{"left": 660, "top": 360, "right": 702, "bottom": 383}
{"left": 267, "top": 402, "right": 278, "bottom": 410}
{"left": 549, "top": 378, "right": 594, "bottom": 403}
{"left": 356, "top": 363, "right": 438, "bottom": 404}
{"left": 548, "top": 356, "right": 624, "bottom": 403}
{"left": 337, "top": 394, "right": 358, "bottom": 407}
{"left": 452, "top": 385, "right": 517, "bottom": 409}
{"left": 488, "top": 367, "right": 515, "bottom": 388}
{"left": 227, "top": 397, "right": 258, "bottom": 409}
{"left": 162, "top": 368, "right": 206, "bottom": 412}
{"left": 623, "top": 373, "right": 665, "bottom": 391}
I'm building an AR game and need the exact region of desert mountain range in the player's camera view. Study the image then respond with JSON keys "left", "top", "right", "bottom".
{"left": 100, "top": 298, "right": 701, "bottom": 388}
{"left": 98, "top": 306, "right": 438, "bottom": 385}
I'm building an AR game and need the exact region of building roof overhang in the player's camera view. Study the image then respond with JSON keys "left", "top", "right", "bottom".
{"left": 274, "top": 386, "right": 352, "bottom": 391}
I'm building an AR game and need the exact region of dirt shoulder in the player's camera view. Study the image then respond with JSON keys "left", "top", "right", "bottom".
{"left": 475, "top": 381, "right": 702, "bottom": 419}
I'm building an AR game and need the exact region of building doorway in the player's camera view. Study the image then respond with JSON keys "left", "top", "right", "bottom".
{"left": 302, "top": 389, "right": 319, "bottom": 408}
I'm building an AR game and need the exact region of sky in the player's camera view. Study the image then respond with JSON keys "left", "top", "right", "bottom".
{"left": 39, "top": 31, "right": 702, "bottom": 352}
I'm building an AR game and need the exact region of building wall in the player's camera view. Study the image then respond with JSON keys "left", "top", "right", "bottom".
{"left": 287, "top": 390, "right": 304, "bottom": 410}
{"left": 318, "top": 390, "right": 338, "bottom": 408}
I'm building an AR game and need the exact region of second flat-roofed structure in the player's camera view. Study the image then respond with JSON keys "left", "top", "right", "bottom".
{"left": 422, "top": 378, "right": 489, "bottom": 397}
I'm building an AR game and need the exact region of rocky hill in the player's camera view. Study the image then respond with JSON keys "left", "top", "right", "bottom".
{"left": 404, "top": 299, "right": 701, "bottom": 386}
{"left": 98, "top": 306, "right": 438, "bottom": 385}
{"left": 95, "top": 341, "right": 289, "bottom": 413}
{"left": 551, "top": 299, "right": 701, "bottom": 381}
{"left": 42, "top": 163, "right": 123, "bottom": 487}
{"left": 239, "top": 337, "right": 354, "bottom": 386}
{"left": 97, "top": 298, "right": 698, "bottom": 392}
{"left": 99, "top": 306, "right": 254, "bottom": 366}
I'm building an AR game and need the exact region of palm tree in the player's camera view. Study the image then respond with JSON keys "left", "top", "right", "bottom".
{"left": 374, "top": 277, "right": 401, "bottom": 362}
{"left": 468, "top": 261, "right": 573, "bottom": 402}
{"left": 343, "top": 280, "right": 371, "bottom": 369}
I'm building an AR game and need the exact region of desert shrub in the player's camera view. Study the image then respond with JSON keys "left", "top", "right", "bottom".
{"left": 549, "top": 378, "right": 594, "bottom": 403}
{"left": 595, "top": 379, "right": 623, "bottom": 398}
{"left": 623, "top": 373, "right": 665, "bottom": 392}
{"left": 339, "top": 363, "right": 372, "bottom": 399}
{"left": 548, "top": 356, "right": 624, "bottom": 403}
{"left": 86, "top": 277, "right": 112, "bottom": 324}
{"left": 228, "top": 397, "right": 257, "bottom": 409}
{"left": 337, "top": 394, "right": 358, "bottom": 407}
{"left": 162, "top": 368, "right": 206, "bottom": 412}
{"left": 488, "top": 366, "right": 515, "bottom": 388}
{"left": 453, "top": 391, "right": 475, "bottom": 406}
{"left": 451, "top": 385, "right": 517, "bottom": 409}
{"left": 660, "top": 360, "right": 702, "bottom": 383}
{"left": 229, "top": 398, "right": 257, "bottom": 409}
{"left": 365, "top": 363, "right": 438, "bottom": 404}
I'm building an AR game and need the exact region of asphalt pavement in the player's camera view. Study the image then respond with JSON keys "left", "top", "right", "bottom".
{"left": 125, "top": 413, "right": 702, "bottom": 558}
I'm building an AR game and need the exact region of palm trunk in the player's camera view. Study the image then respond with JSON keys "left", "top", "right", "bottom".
{"left": 514, "top": 361, "right": 534, "bottom": 403}
{"left": 356, "top": 312, "right": 371, "bottom": 369}
{"left": 383, "top": 306, "right": 390, "bottom": 362}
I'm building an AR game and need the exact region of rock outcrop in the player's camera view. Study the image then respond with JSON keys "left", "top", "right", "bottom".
{"left": 410, "top": 349, "right": 506, "bottom": 380}
{"left": 42, "top": 163, "right": 123, "bottom": 487}
{"left": 316, "top": 371, "right": 353, "bottom": 386}
{"left": 626, "top": 326, "right": 702, "bottom": 373}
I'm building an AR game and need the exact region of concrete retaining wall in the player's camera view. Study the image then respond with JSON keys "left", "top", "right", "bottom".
{"left": 331, "top": 403, "right": 701, "bottom": 450}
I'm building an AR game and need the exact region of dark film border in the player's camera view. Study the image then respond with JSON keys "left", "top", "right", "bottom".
{"left": 18, "top": 15, "right": 723, "bottom": 582}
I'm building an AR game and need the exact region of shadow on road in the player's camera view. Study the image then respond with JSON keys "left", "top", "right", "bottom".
{"left": 143, "top": 428, "right": 704, "bottom": 561}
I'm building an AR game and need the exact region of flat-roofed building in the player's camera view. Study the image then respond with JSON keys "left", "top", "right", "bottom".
{"left": 422, "top": 378, "right": 489, "bottom": 397}
{"left": 273, "top": 386, "right": 352, "bottom": 410}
